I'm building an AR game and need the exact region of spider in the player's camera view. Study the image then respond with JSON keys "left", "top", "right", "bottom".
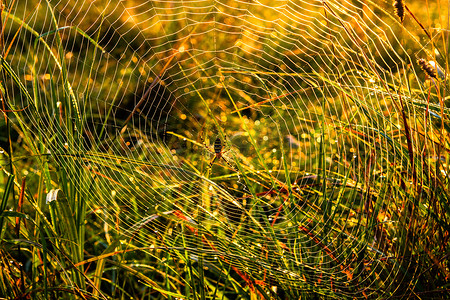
{"left": 200, "top": 134, "right": 236, "bottom": 171}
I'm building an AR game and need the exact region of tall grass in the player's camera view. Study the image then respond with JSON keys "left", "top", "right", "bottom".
{"left": 0, "top": 0, "right": 450, "bottom": 299}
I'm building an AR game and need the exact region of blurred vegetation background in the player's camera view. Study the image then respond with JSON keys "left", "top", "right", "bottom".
{"left": 1, "top": 0, "right": 449, "bottom": 299}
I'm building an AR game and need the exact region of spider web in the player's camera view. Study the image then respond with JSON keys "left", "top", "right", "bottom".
{"left": 3, "top": 0, "right": 447, "bottom": 298}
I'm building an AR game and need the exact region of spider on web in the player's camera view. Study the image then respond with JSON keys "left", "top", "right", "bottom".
{"left": 199, "top": 133, "right": 237, "bottom": 172}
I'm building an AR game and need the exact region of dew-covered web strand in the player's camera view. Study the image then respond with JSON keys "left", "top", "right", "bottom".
{"left": 4, "top": 0, "right": 433, "bottom": 297}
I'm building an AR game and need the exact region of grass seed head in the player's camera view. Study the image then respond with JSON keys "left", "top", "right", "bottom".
{"left": 417, "top": 58, "right": 437, "bottom": 79}
{"left": 393, "top": 0, "right": 405, "bottom": 22}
